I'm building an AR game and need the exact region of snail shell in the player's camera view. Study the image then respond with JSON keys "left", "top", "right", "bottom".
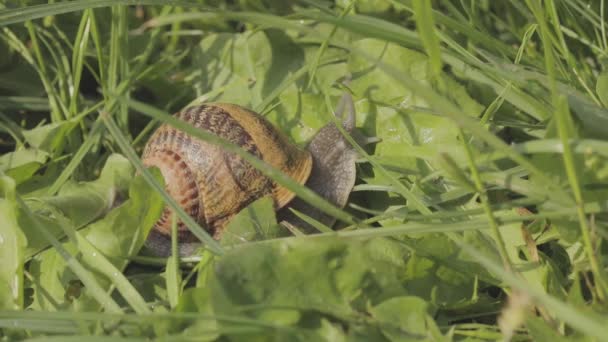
{"left": 142, "top": 104, "right": 312, "bottom": 254}
{"left": 143, "top": 93, "right": 360, "bottom": 257}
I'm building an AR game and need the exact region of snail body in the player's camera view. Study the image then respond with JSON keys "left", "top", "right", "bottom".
{"left": 277, "top": 93, "right": 358, "bottom": 231}
{"left": 143, "top": 94, "right": 359, "bottom": 257}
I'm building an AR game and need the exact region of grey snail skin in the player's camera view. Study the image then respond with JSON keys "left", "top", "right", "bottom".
{"left": 142, "top": 92, "right": 360, "bottom": 257}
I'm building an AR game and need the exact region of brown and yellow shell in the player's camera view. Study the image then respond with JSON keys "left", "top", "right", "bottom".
{"left": 142, "top": 103, "right": 312, "bottom": 241}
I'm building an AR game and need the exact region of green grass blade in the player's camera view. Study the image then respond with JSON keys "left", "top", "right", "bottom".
{"left": 306, "top": 1, "right": 354, "bottom": 89}
{"left": 458, "top": 128, "right": 511, "bottom": 270}
{"left": 297, "top": 10, "right": 421, "bottom": 48}
{"left": 555, "top": 96, "right": 608, "bottom": 299}
{"left": 166, "top": 215, "right": 182, "bottom": 309}
{"left": 46, "top": 107, "right": 104, "bottom": 196}
{"left": 108, "top": 5, "right": 129, "bottom": 131}
{"left": 89, "top": 9, "right": 106, "bottom": 99}
{"left": 0, "top": 96, "right": 50, "bottom": 111}
{"left": 72, "top": 232, "right": 151, "bottom": 314}
{"left": 0, "top": 0, "right": 188, "bottom": 26}
{"left": 69, "top": 10, "right": 91, "bottom": 118}
{"left": 412, "top": 0, "right": 442, "bottom": 78}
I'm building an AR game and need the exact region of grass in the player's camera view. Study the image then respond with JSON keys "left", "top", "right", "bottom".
{"left": 1, "top": 0, "right": 608, "bottom": 340}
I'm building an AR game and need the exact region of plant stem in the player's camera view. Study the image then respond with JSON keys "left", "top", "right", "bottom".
{"left": 459, "top": 128, "right": 512, "bottom": 272}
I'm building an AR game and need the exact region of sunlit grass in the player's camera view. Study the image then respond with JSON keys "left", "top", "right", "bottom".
{"left": 1, "top": 0, "right": 608, "bottom": 340}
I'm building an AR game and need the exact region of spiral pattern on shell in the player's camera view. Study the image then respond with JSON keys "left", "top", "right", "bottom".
{"left": 142, "top": 103, "right": 313, "bottom": 241}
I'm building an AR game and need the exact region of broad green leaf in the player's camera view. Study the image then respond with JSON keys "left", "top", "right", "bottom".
{"left": 564, "top": 87, "right": 608, "bottom": 140}
{"left": 370, "top": 296, "right": 433, "bottom": 341}
{"left": 69, "top": 168, "right": 164, "bottom": 312}
{"left": 267, "top": 88, "right": 330, "bottom": 144}
{"left": 400, "top": 233, "right": 497, "bottom": 306}
{"left": 19, "top": 205, "right": 71, "bottom": 260}
{"left": 220, "top": 196, "right": 283, "bottom": 246}
{"left": 206, "top": 238, "right": 407, "bottom": 325}
{"left": 192, "top": 29, "right": 343, "bottom": 145}
{"left": 194, "top": 30, "right": 305, "bottom": 109}
{"left": 83, "top": 167, "right": 163, "bottom": 263}
{"left": 35, "top": 153, "right": 133, "bottom": 228}
{"left": 5, "top": 161, "right": 45, "bottom": 185}
{"left": 195, "top": 235, "right": 482, "bottom": 339}
{"left": 315, "top": 319, "right": 347, "bottom": 342}
{"left": 0, "top": 149, "right": 48, "bottom": 184}
{"left": 27, "top": 163, "right": 163, "bottom": 312}
{"left": 19, "top": 154, "right": 134, "bottom": 259}
{"left": 22, "top": 119, "right": 79, "bottom": 153}
{"left": 346, "top": 39, "right": 483, "bottom": 214}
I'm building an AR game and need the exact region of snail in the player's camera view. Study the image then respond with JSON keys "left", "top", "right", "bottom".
{"left": 142, "top": 90, "right": 366, "bottom": 257}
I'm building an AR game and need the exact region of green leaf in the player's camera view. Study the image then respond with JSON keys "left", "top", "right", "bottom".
{"left": 220, "top": 196, "right": 283, "bottom": 246}
{"left": 345, "top": 38, "right": 489, "bottom": 216}
{"left": 370, "top": 296, "right": 433, "bottom": 341}
{"left": 194, "top": 29, "right": 305, "bottom": 109}
{"left": 564, "top": 88, "right": 608, "bottom": 140}
{"left": 412, "top": 0, "right": 442, "bottom": 78}
{"left": 347, "top": 38, "right": 483, "bottom": 178}
{"left": 83, "top": 166, "right": 163, "bottom": 262}
{"left": 205, "top": 238, "right": 402, "bottom": 324}
{"left": 315, "top": 319, "right": 347, "bottom": 342}
{"left": 27, "top": 160, "right": 163, "bottom": 312}
{"left": 176, "top": 288, "right": 219, "bottom": 341}
{"left": 266, "top": 88, "right": 330, "bottom": 144}
{"left": 22, "top": 119, "right": 79, "bottom": 153}
{"left": 400, "top": 233, "right": 496, "bottom": 304}
{"left": 197, "top": 235, "right": 481, "bottom": 338}
{"left": 0, "top": 149, "right": 49, "bottom": 185}
{"left": 36, "top": 153, "right": 133, "bottom": 228}
{"left": 346, "top": 324, "right": 389, "bottom": 341}
{"left": 18, "top": 206, "right": 68, "bottom": 261}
